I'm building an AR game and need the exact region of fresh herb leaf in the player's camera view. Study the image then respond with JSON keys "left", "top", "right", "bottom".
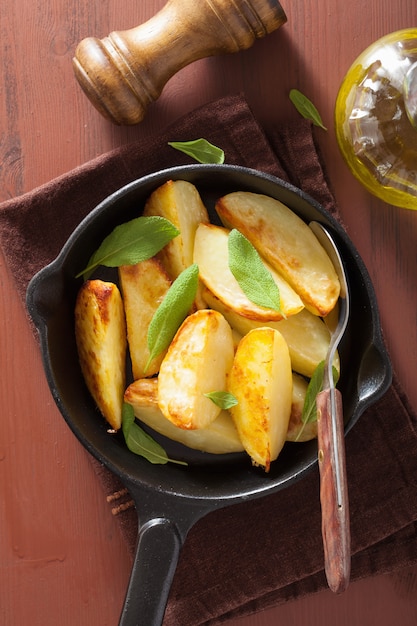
{"left": 122, "top": 401, "right": 136, "bottom": 439}
{"left": 228, "top": 229, "right": 281, "bottom": 312}
{"left": 122, "top": 403, "right": 187, "bottom": 465}
{"left": 146, "top": 263, "right": 199, "bottom": 370}
{"left": 301, "top": 361, "right": 326, "bottom": 430}
{"left": 76, "top": 216, "right": 180, "bottom": 279}
{"left": 122, "top": 402, "right": 168, "bottom": 464}
{"left": 168, "top": 139, "right": 225, "bottom": 164}
{"left": 204, "top": 391, "right": 238, "bottom": 410}
{"left": 289, "top": 89, "right": 327, "bottom": 130}
{"left": 296, "top": 361, "right": 339, "bottom": 441}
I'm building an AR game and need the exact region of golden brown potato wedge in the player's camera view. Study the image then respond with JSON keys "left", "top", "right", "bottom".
{"left": 74, "top": 280, "right": 126, "bottom": 431}
{"left": 193, "top": 223, "right": 304, "bottom": 321}
{"left": 285, "top": 373, "right": 318, "bottom": 442}
{"left": 125, "top": 378, "right": 244, "bottom": 454}
{"left": 228, "top": 327, "right": 293, "bottom": 471}
{"left": 143, "top": 179, "right": 209, "bottom": 280}
{"left": 215, "top": 191, "right": 340, "bottom": 316}
{"left": 158, "top": 309, "right": 235, "bottom": 430}
{"left": 119, "top": 258, "right": 171, "bottom": 379}
{"left": 202, "top": 287, "right": 339, "bottom": 378}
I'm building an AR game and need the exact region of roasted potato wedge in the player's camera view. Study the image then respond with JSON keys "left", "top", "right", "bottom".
{"left": 193, "top": 223, "right": 304, "bottom": 321}
{"left": 74, "top": 280, "right": 126, "bottom": 430}
{"left": 158, "top": 309, "right": 235, "bottom": 429}
{"left": 286, "top": 373, "right": 318, "bottom": 442}
{"left": 202, "top": 287, "right": 339, "bottom": 378}
{"left": 119, "top": 258, "right": 171, "bottom": 379}
{"left": 143, "top": 179, "right": 209, "bottom": 280}
{"left": 215, "top": 191, "right": 340, "bottom": 316}
{"left": 228, "top": 327, "right": 293, "bottom": 471}
{"left": 125, "top": 378, "right": 244, "bottom": 454}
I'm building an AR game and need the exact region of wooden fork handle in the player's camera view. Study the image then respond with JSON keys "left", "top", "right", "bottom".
{"left": 316, "top": 387, "right": 351, "bottom": 593}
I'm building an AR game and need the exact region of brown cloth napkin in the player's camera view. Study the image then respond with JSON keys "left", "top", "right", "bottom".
{"left": 1, "top": 94, "right": 417, "bottom": 625}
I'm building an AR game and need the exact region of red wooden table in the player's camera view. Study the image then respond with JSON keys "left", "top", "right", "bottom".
{"left": 1, "top": 1, "right": 417, "bottom": 624}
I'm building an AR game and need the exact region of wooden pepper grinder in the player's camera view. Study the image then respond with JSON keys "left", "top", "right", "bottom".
{"left": 72, "top": 0, "right": 287, "bottom": 125}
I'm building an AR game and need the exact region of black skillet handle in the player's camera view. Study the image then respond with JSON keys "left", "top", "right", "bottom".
{"left": 117, "top": 488, "right": 211, "bottom": 626}
{"left": 118, "top": 516, "right": 183, "bottom": 626}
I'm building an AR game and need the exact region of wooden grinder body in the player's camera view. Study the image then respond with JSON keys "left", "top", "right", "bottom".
{"left": 73, "top": 0, "right": 287, "bottom": 125}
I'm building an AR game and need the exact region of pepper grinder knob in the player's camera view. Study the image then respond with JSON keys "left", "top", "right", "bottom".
{"left": 72, "top": 0, "right": 287, "bottom": 125}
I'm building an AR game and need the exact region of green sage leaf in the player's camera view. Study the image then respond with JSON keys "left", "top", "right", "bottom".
{"left": 301, "top": 360, "right": 326, "bottom": 429}
{"left": 168, "top": 139, "right": 225, "bottom": 164}
{"left": 146, "top": 263, "right": 199, "bottom": 370}
{"left": 122, "top": 403, "right": 187, "bottom": 465}
{"left": 228, "top": 229, "right": 281, "bottom": 312}
{"left": 296, "top": 361, "right": 340, "bottom": 441}
{"left": 122, "top": 402, "right": 168, "bottom": 464}
{"left": 289, "top": 89, "right": 327, "bottom": 130}
{"left": 76, "top": 215, "right": 180, "bottom": 279}
{"left": 204, "top": 391, "right": 238, "bottom": 410}
{"left": 122, "top": 401, "right": 136, "bottom": 440}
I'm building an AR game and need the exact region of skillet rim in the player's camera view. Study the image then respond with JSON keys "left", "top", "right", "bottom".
{"left": 26, "top": 163, "right": 392, "bottom": 505}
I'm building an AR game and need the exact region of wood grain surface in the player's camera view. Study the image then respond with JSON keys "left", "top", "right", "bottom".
{"left": 1, "top": 1, "right": 417, "bottom": 625}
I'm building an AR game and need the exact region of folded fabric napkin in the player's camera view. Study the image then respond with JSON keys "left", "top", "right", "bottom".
{"left": 1, "top": 94, "right": 417, "bottom": 625}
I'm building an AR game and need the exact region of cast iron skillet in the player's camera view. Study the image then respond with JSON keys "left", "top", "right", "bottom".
{"left": 26, "top": 164, "right": 392, "bottom": 626}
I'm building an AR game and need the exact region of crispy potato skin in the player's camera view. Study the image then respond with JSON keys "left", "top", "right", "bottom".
{"left": 125, "top": 377, "right": 159, "bottom": 407}
{"left": 216, "top": 192, "right": 340, "bottom": 316}
{"left": 228, "top": 327, "right": 293, "bottom": 471}
{"left": 74, "top": 280, "right": 126, "bottom": 430}
{"left": 75, "top": 182, "right": 336, "bottom": 464}
{"left": 158, "top": 309, "right": 235, "bottom": 430}
{"left": 143, "top": 179, "right": 209, "bottom": 309}
{"left": 194, "top": 223, "right": 304, "bottom": 321}
{"left": 143, "top": 179, "right": 209, "bottom": 280}
{"left": 203, "top": 287, "right": 339, "bottom": 378}
{"left": 119, "top": 258, "right": 171, "bottom": 379}
{"left": 125, "top": 378, "right": 244, "bottom": 454}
